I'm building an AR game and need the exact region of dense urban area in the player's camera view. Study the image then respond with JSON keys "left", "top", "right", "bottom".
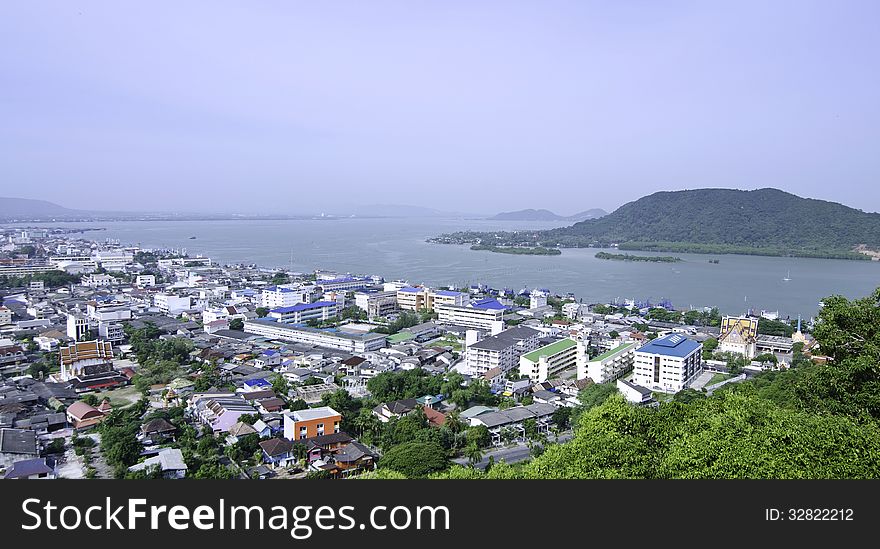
{"left": 1, "top": 225, "right": 878, "bottom": 480}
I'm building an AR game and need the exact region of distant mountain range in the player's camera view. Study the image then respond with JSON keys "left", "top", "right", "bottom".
{"left": 0, "top": 197, "right": 83, "bottom": 218}
{"left": 489, "top": 208, "right": 607, "bottom": 221}
{"left": 431, "top": 188, "right": 880, "bottom": 260}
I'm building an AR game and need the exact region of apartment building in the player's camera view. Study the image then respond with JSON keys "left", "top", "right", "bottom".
{"left": 577, "top": 340, "right": 637, "bottom": 383}
{"left": 436, "top": 303, "right": 504, "bottom": 331}
{"left": 632, "top": 334, "right": 703, "bottom": 394}
{"left": 427, "top": 290, "right": 469, "bottom": 309}
{"left": 397, "top": 287, "right": 428, "bottom": 311}
{"left": 154, "top": 294, "right": 192, "bottom": 315}
{"left": 283, "top": 406, "right": 342, "bottom": 440}
{"left": 135, "top": 274, "right": 156, "bottom": 287}
{"left": 267, "top": 301, "right": 339, "bottom": 324}
{"left": 465, "top": 326, "right": 540, "bottom": 376}
{"left": 0, "top": 306, "right": 11, "bottom": 326}
{"left": 315, "top": 277, "right": 373, "bottom": 292}
{"left": 244, "top": 319, "right": 387, "bottom": 353}
{"left": 354, "top": 290, "right": 398, "bottom": 319}
{"left": 519, "top": 338, "right": 578, "bottom": 383}
{"left": 260, "top": 285, "right": 311, "bottom": 309}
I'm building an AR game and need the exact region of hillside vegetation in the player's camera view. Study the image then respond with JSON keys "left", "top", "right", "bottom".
{"left": 431, "top": 188, "right": 880, "bottom": 259}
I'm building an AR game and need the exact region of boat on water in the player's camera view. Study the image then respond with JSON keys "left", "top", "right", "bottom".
{"left": 782, "top": 269, "right": 791, "bottom": 281}
{"left": 189, "top": 236, "right": 197, "bottom": 239}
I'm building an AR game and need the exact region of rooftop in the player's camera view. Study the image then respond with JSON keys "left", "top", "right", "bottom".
{"left": 636, "top": 333, "right": 702, "bottom": 358}
{"left": 290, "top": 406, "right": 341, "bottom": 422}
{"left": 522, "top": 338, "right": 577, "bottom": 363}
{"left": 591, "top": 342, "right": 637, "bottom": 362}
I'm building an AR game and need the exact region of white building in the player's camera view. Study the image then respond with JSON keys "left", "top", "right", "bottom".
{"left": 244, "top": 319, "right": 387, "bottom": 353}
{"left": 267, "top": 301, "right": 339, "bottom": 324}
{"left": 66, "top": 314, "right": 90, "bottom": 341}
{"left": 154, "top": 294, "right": 192, "bottom": 316}
{"left": 315, "top": 277, "right": 373, "bottom": 293}
{"left": 428, "top": 290, "right": 469, "bottom": 309}
{"left": 632, "top": 334, "right": 703, "bottom": 394}
{"left": 135, "top": 274, "right": 156, "bottom": 287}
{"left": 465, "top": 326, "right": 540, "bottom": 376}
{"left": 81, "top": 274, "right": 113, "bottom": 288}
{"left": 92, "top": 250, "right": 133, "bottom": 272}
{"left": 435, "top": 303, "right": 505, "bottom": 331}
{"left": 519, "top": 338, "right": 578, "bottom": 383}
{"left": 260, "top": 285, "right": 310, "bottom": 309}
{"left": 577, "top": 340, "right": 637, "bottom": 383}
{"left": 616, "top": 378, "right": 653, "bottom": 404}
{"left": 98, "top": 322, "right": 125, "bottom": 342}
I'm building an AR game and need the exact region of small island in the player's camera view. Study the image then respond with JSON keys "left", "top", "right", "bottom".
{"left": 470, "top": 244, "right": 562, "bottom": 256}
{"left": 595, "top": 251, "right": 681, "bottom": 263}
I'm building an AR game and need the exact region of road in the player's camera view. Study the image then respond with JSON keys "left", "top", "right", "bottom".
{"left": 452, "top": 431, "right": 573, "bottom": 470}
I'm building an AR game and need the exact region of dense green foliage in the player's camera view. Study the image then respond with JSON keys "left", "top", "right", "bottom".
{"left": 0, "top": 270, "right": 81, "bottom": 289}
{"left": 470, "top": 244, "right": 562, "bottom": 255}
{"left": 595, "top": 252, "right": 681, "bottom": 262}
{"left": 432, "top": 188, "right": 880, "bottom": 258}
{"left": 378, "top": 441, "right": 450, "bottom": 477}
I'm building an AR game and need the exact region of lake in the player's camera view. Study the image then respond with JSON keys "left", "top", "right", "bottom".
{"left": 15, "top": 217, "right": 880, "bottom": 319}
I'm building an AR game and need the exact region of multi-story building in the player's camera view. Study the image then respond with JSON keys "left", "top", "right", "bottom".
{"left": 189, "top": 393, "right": 258, "bottom": 433}
{"left": 315, "top": 277, "right": 373, "bottom": 293}
{"left": 519, "top": 338, "right": 578, "bottom": 383}
{"left": 92, "top": 250, "right": 134, "bottom": 271}
{"left": 427, "top": 290, "right": 469, "bottom": 310}
{"left": 435, "top": 303, "right": 504, "bottom": 331}
{"left": 135, "top": 274, "right": 156, "bottom": 287}
{"left": 244, "top": 319, "right": 387, "bottom": 353}
{"left": 154, "top": 294, "right": 192, "bottom": 315}
{"left": 267, "top": 301, "right": 339, "bottom": 324}
{"left": 260, "top": 285, "right": 310, "bottom": 309}
{"left": 157, "top": 257, "right": 212, "bottom": 269}
{"left": 577, "top": 340, "right": 637, "bottom": 383}
{"left": 283, "top": 406, "right": 342, "bottom": 440}
{"left": 397, "top": 287, "right": 428, "bottom": 311}
{"left": 49, "top": 256, "right": 97, "bottom": 274}
{"left": 632, "top": 333, "right": 703, "bottom": 394}
{"left": 0, "top": 259, "right": 60, "bottom": 277}
{"left": 354, "top": 290, "right": 398, "bottom": 319}
{"left": 465, "top": 326, "right": 540, "bottom": 376}
{"left": 98, "top": 322, "right": 125, "bottom": 342}
{"left": 66, "top": 313, "right": 90, "bottom": 341}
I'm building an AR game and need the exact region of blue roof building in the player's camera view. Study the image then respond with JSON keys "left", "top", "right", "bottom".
{"left": 633, "top": 334, "right": 703, "bottom": 394}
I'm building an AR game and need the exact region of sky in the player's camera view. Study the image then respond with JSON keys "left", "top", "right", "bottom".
{"left": 1, "top": 1, "right": 879, "bottom": 215}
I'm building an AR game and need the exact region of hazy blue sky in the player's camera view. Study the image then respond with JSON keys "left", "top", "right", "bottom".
{"left": 2, "top": 1, "right": 878, "bottom": 215}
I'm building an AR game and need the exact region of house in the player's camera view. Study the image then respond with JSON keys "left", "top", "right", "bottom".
{"left": 254, "top": 349, "right": 282, "bottom": 368}
{"left": 282, "top": 406, "right": 342, "bottom": 440}
{"left": 468, "top": 403, "right": 557, "bottom": 446}
{"left": 225, "top": 421, "right": 258, "bottom": 445}
{"left": 422, "top": 405, "right": 447, "bottom": 427}
{"left": 65, "top": 401, "right": 107, "bottom": 429}
{"left": 242, "top": 378, "right": 273, "bottom": 392}
{"left": 617, "top": 378, "right": 654, "bottom": 404}
{"left": 189, "top": 393, "right": 259, "bottom": 433}
{"left": 259, "top": 437, "right": 296, "bottom": 469}
{"left": 128, "top": 448, "right": 188, "bottom": 479}
{"left": 372, "top": 398, "right": 418, "bottom": 422}
{"left": 326, "top": 441, "right": 377, "bottom": 477}
{"left": 0, "top": 428, "right": 39, "bottom": 469}
{"left": 3, "top": 457, "right": 57, "bottom": 479}
{"left": 252, "top": 419, "right": 273, "bottom": 438}
{"left": 140, "top": 418, "right": 177, "bottom": 444}
{"left": 256, "top": 397, "right": 286, "bottom": 414}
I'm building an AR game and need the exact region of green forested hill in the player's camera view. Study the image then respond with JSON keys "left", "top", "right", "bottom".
{"left": 431, "top": 188, "right": 880, "bottom": 258}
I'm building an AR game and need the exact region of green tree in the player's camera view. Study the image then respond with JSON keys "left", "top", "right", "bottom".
{"left": 229, "top": 318, "right": 244, "bottom": 331}
{"left": 256, "top": 307, "right": 269, "bottom": 318}
{"left": 379, "top": 441, "right": 450, "bottom": 477}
